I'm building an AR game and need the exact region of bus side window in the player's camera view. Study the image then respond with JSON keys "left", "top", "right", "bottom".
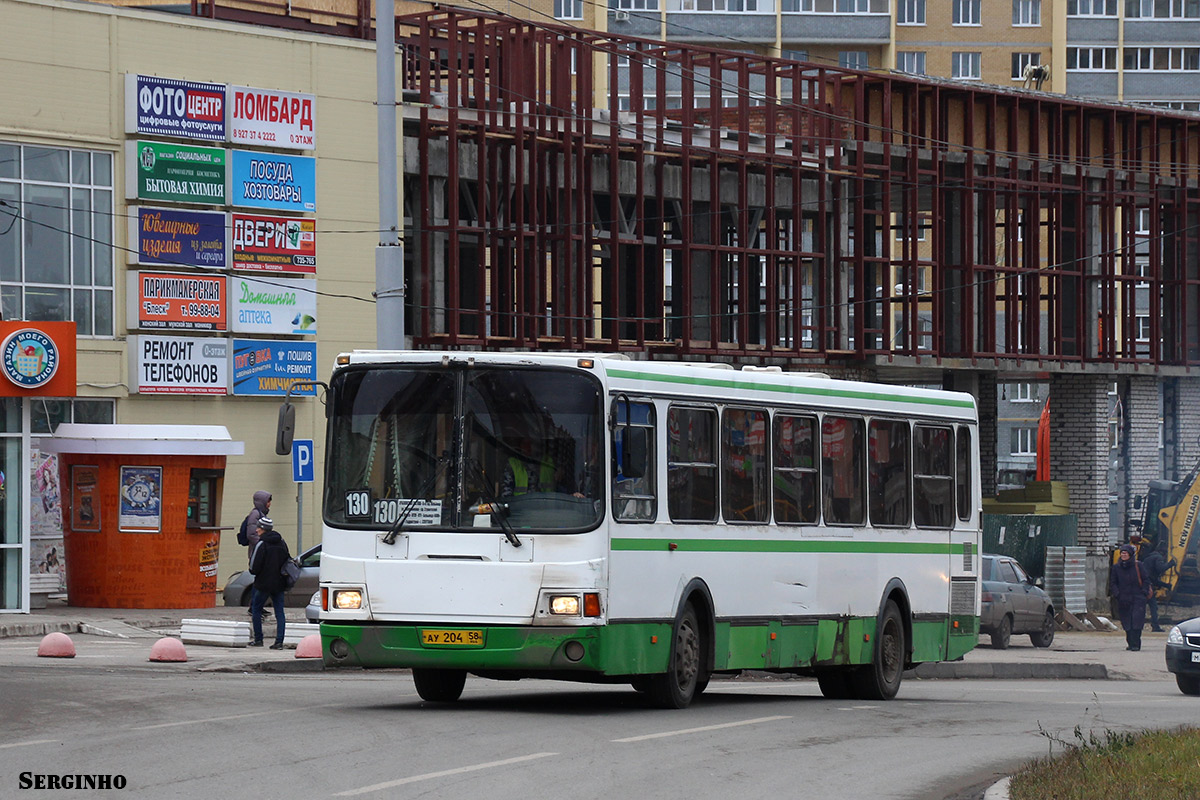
{"left": 613, "top": 400, "right": 657, "bottom": 522}
{"left": 667, "top": 405, "right": 718, "bottom": 523}
{"left": 955, "top": 425, "right": 973, "bottom": 521}
{"left": 774, "top": 414, "right": 818, "bottom": 525}
{"left": 868, "top": 418, "right": 911, "bottom": 527}
{"left": 914, "top": 425, "right": 954, "bottom": 528}
{"left": 822, "top": 416, "right": 865, "bottom": 526}
{"left": 722, "top": 407, "right": 769, "bottom": 524}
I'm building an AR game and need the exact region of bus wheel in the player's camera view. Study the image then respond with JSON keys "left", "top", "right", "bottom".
{"left": 412, "top": 668, "right": 467, "bottom": 702}
{"left": 852, "top": 600, "right": 905, "bottom": 701}
{"left": 816, "top": 670, "right": 855, "bottom": 699}
{"left": 648, "top": 604, "right": 702, "bottom": 709}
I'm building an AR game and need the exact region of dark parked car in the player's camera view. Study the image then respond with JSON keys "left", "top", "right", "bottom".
{"left": 980, "top": 554, "right": 1056, "bottom": 649}
{"left": 222, "top": 544, "right": 320, "bottom": 608}
{"left": 1165, "top": 618, "right": 1200, "bottom": 695}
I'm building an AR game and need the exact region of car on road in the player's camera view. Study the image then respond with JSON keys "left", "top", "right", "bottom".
{"left": 306, "top": 590, "right": 321, "bottom": 624}
{"left": 980, "top": 553, "right": 1056, "bottom": 649}
{"left": 1165, "top": 617, "right": 1200, "bottom": 694}
{"left": 222, "top": 543, "right": 321, "bottom": 608}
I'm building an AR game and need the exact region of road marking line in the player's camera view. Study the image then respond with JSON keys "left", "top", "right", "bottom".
{"left": 130, "top": 704, "right": 338, "bottom": 730}
{"left": 612, "top": 715, "right": 791, "bottom": 743}
{"left": 334, "top": 752, "right": 558, "bottom": 796}
{"left": 0, "top": 739, "right": 56, "bottom": 750}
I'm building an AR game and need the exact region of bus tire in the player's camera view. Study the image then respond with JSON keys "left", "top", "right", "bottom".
{"left": 412, "top": 668, "right": 467, "bottom": 702}
{"left": 647, "top": 604, "right": 703, "bottom": 709}
{"left": 852, "top": 600, "right": 905, "bottom": 701}
{"left": 816, "top": 670, "right": 855, "bottom": 699}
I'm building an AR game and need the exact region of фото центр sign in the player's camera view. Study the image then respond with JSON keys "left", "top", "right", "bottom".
{"left": 129, "top": 207, "right": 228, "bottom": 269}
{"left": 228, "top": 85, "right": 316, "bottom": 150}
{"left": 231, "top": 212, "right": 315, "bottom": 274}
{"left": 126, "top": 141, "right": 227, "bottom": 206}
{"left": 125, "top": 74, "right": 226, "bottom": 142}
{"left": 129, "top": 335, "right": 228, "bottom": 395}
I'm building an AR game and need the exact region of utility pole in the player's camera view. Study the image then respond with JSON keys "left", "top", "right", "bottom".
{"left": 375, "top": 0, "right": 405, "bottom": 349}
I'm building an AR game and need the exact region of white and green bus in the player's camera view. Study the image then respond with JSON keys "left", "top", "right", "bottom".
{"left": 289, "top": 351, "right": 981, "bottom": 708}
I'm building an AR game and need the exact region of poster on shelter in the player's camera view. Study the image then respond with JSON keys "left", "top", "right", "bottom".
{"left": 119, "top": 466, "right": 162, "bottom": 532}
{"left": 71, "top": 465, "right": 100, "bottom": 532}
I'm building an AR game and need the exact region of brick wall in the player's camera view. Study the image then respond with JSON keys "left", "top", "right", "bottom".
{"left": 1049, "top": 374, "right": 1111, "bottom": 555}
{"left": 1123, "top": 376, "right": 1161, "bottom": 536}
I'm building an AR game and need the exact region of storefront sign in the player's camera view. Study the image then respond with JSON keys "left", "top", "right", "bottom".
{"left": 228, "top": 85, "right": 316, "bottom": 150}
{"left": 128, "top": 272, "right": 227, "bottom": 332}
{"left": 231, "top": 339, "right": 317, "bottom": 396}
{"left": 0, "top": 321, "right": 76, "bottom": 398}
{"left": 229, "top": 150, "right": 315, "bottom": 213}
{"left": 129, "top": 335, "right": 228, "bottom": 395}
{"left": 126, "top": 141, "right": 227, "bottom": 206}
{"left": 125, "top": 74, "right": 226, "bottom": 142}
{"left": 119, "top": 465, "right": 162, "bottom": 532}
{"left": 229, "top": 275, "right": 317, "bottom": 335}
{"left": 231, "top": 213, "right": 316, "bottom": 273}
{"left": 130, "top": 207, "right": 228, "bottom": 269}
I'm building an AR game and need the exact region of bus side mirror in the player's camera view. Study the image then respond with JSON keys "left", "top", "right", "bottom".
{"left": 276, "top": 402, "right": 296, "bottom": 455}
{"left": 621, "top": 427, "right": 648, "bottom": 479}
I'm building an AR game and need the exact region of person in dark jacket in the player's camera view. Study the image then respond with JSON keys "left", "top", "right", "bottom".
{"left": 248, "top": 517, "right": 290, "bottom": 649}
{"left": 1111, "top": 544, "right": 1152, "bottom": 651}
{"left": 243, "top": 490, "right": 273, "bottom": 621}
{"left": 1141, "top": 548, "right": 1174, "bottom": 632}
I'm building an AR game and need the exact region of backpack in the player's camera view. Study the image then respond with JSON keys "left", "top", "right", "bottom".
{"left": 237, "top": 515, "right": 250, "bottom": 547}
{"left": 281, "top": 557, "right": 302, "bottom": 589}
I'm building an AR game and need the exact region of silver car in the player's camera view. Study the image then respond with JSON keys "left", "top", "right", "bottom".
{"left": 221, "top": 544, "right": 321, "bottom": 608}
{"left": 980, "top": 554, "right": 1056, "bottom": 650}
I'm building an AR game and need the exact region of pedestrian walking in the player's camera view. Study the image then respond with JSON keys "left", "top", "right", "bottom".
{"left": 1111, "top": 544, "right": 1153, "bottom": 651}
{"left": 248, "top": 517, "right": 290, "bottom": 649}
{"left": 240, "top": 490, "right": 273, "bottom": 620}
{"left": 1140, "top": 547, "right": 1174, "bottom": 633}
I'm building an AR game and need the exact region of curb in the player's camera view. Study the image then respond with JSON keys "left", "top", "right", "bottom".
{"left": 908, "top": 662, "right": 1109, "bottom": 680}
{"left": 0, "top": 620, "right": 80, "bottom": 638}
{"left": 983, "top": 777, "right": 1011, "bottom": 800}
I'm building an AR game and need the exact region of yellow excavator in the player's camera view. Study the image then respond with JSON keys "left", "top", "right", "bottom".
{"left": 1126, "top": 455, "right": 1200, "bottom": 604}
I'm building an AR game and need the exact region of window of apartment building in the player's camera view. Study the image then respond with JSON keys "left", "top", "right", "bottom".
{"left": 0, "top": 143, "right": 114, "bottom": 336}
{"left": 897, "top": 51, "right": 927, "bottom": 74}
{"left": 681, "top": 0, "right": 758, "bottom": 9}
{"left": 555, "top": 0, "right": 583, "bottom": 18}
{"left": 953, "top": 0, "right": 981, "bottom": 24}
{"left": 897, "top": 0, "right": 925, "bottom": 23}
{"left": 1142, "top": 99, "right": 1200, "bottom": 112}
{"left": 31, "top": 398, "right": 116, "bottom": 435}
{"left": 784, "top": 0, "right": 887, "bottom": 10}
{"left": 1011, "top": 427, "right": 1036, "bottom": 455}
{"left": 613, "top": 0, "right": 658, "bottom": 8}
{"left": 1124, "top": 47, "right": 1200, "bottom": 71}
{"left": 781, "top": 49, "right": 810, "bottom": 62}
{"left": 1126, "top": 0, "right": 1200, "bottom": 18}
{"left": 952, "top": 52, "right": 982, "bottom": 79}
{"left": 1067, "top": 47, "right": 1118, "bottom": 70}
{"left": 840, "top": 51, "right": 870, "bottom": 69}
{"left": 1011, "top": 52, "right": 1041, "bottom": 79}
{"left": 894, "top": 212, "right": 928, "bottom": 241}
{"left": 1136, "top": 314, "right": 1152, "bottom": 342}
{"left": 1013, "top": 0, "right": 1040, "bottom": 24}
{"left": 1068, "top": 0, "right": 1117, "bottom": 14}
{"left": 1004, "top": 382, "right": 1036, "bottom": 403}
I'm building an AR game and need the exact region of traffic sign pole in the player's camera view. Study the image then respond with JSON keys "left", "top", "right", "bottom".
{"left": 292, "top": 439, "right": 315, "bottom": 553}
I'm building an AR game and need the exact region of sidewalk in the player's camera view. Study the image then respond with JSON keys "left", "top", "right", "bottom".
{"left": 0, "top": 599, "right": 1172, "bottom": 679}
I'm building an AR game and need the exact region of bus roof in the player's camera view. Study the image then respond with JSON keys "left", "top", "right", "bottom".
{"left": 333, "top": 351, "right": 978, "bottom": 423}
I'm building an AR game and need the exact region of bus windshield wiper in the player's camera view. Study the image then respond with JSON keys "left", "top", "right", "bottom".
{"left": 466, "top": 458, "right": 521, "bottom": 549}
{"left": 381, "top": 453, "right": 449, "bottom": 545}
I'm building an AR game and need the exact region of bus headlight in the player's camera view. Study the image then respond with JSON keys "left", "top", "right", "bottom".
{"left": 333, "top": 590, "right": 363, "bottom": 610}
{"left": 550, "top": 595, "right": 580, "bottom": 616}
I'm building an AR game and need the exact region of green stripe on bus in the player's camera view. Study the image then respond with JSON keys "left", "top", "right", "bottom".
{"left": 605, "top": 367, "right": 976, "bottom": 410}
{"left": 611, "top": 538, "right": 970, "bottom": 555}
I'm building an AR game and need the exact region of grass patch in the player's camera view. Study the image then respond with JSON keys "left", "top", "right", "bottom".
{"left": 1009, "top": 726, "right": 1200, "bottom": 800}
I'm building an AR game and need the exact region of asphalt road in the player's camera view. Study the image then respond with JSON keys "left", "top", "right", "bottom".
{"left": 2, "top": 659, "right": 1197, "bottom": 800}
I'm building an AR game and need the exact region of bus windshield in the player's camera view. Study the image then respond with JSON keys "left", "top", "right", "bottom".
{"left": 324, "top": 365, "right": 604, "bottom": 532}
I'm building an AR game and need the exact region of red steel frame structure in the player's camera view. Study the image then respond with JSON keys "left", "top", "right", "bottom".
{"left": 396, "top": 9, "right": 1200, "bottom": 369}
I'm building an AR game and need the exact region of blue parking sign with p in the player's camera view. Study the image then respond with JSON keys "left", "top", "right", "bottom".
{"left": 293, "top": 439, "right": 314, "bottom": 483}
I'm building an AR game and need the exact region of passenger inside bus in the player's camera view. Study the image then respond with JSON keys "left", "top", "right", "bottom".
{"left": 501, "top": 438, "right": 558, "bottom": 497}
